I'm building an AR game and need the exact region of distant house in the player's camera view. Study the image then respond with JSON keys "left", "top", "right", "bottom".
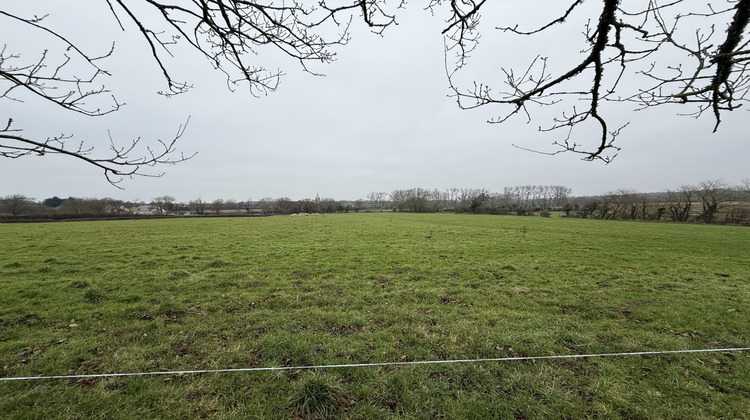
{"left": 134, "top": 205, "right": 155, "bottom": 215}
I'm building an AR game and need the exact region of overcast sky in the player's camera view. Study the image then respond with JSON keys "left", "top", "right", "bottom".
{"left": 1, "top": 1, "right": 747, "bottom": 203}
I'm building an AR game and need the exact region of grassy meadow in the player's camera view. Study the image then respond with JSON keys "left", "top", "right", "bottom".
{"left": 0, "top": 213, "right": 749, "bottom": 419}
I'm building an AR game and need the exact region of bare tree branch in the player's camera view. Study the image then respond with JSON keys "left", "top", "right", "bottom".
{"left": 0, "top": 117, "right": 195, "bottom": 188}
{"left": 2, "top": 0, "right": 748, "bottom": 176}
{"left": 632, "top": 0, "right": 750, "bottom": 131}
{"left": 1, "top": 1, "right": 401, "bottom": 184}
{"left": 442, "top": 0, "right": 750, "bottom": 161}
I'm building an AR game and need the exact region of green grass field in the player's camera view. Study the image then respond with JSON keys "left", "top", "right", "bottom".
{"left": 1, "top": 213, "right": 748, "bottom": 419}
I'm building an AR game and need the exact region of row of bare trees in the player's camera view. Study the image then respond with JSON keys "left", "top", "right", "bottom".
{"left": 577, "top": 180, "right": 750, "bottom": 224}
{"left": 0, "top": 194, "right": 367, "bottom": 218}
{"left": 155, "top": 196, "right": 264, "bottom": 215}
{"left": 578, "top": 189, "right": 656, "bottom": 220}
{"left": 498, "top": 186, "right": 573, "bottom": 210}
{"left": 0, "top": 195, "right": 132, "bottom": 216}
{"left": 253, "top": 197, "right": 368, "bottom": 215}
{"left": 665, "top": 180, "right": 749, "bottom": 224}
{"left": 386, "top": 186, "right": 572, "bottom": 214}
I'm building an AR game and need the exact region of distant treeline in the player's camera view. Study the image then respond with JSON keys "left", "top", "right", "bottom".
{"left": 386, "top": 186, "right": 572, "bottom": 214}
{"left": 2, "top": 180, "right": 749, "bottom": 225}
{"left": 377, "top": 182, "right": 750, "bottom": 226}
{"left": 569, "top": 181, "right": 750, "bottom": 224}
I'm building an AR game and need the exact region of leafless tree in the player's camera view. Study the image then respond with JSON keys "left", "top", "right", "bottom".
{"left": 366, "top": 191, "right": 387, "bottom": 209}
{"left": 459, "top": 188, "right": 490, "bottom": 213}
{"left": 212, "top": 198, "right": 224, "bottom": 214}
{"left": 319, "top": 198, "right": 338, "bottom": 214}
{"left": 696, "top": 179, "right": 734, "bottom": 223}
{"left": 389, "top": 190, "right": 406, "bottom": 211}
{"left": 151, "top": 195, "right": 175, "bottom": 215}
{"left": 190, "top": 197, "right": 206, "bottom": 215}
{"left": 4, "top": 0, "right": 746, "bottom": 181}
{"left": 296, "top": 199, "right": 319, "bottom": 214}
{"left": 257, "top": 197, "right": 274, "bottom": 214}
{"left": 391, "top": 188, "right": 434, "bottom": 212}
{"left": 499, "top": 185, "right": 572, "bottom": 210}
{"left": 594, "top": 196, "right": 614, "bottom": 220}
{"left": 664, "top": 185, "right": 695, "bottom": 222}
{"left": 551, "top": 186, "right": 574, "bottom": 208}
{"left": 0, "top": 194, "right": 32, "bottom": 215}
{"left": 737, "top": 178, "right": 750, "bottom": 199}
{"left": 1, "top": 1, "right": 400, "bottom": 185}
{"left": 562, "top": 202, "right": 574, "bottom": 216}
{"left": 351, "top": 199, "right": 364, "bottom": 212}
{"left": 445, "top": 188, "right": 462, "bottom": 209}
{"left": 224, "top": 199, "right": 238, "bottom": 211}
{"left": 601, "top": 189, "right": 656, "bottom": 220}
{"left": 438, "top": 0, "right": 750, "bottom": 161}
{"left": 579, "top": 201, "right": 600, "bottom": 219}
